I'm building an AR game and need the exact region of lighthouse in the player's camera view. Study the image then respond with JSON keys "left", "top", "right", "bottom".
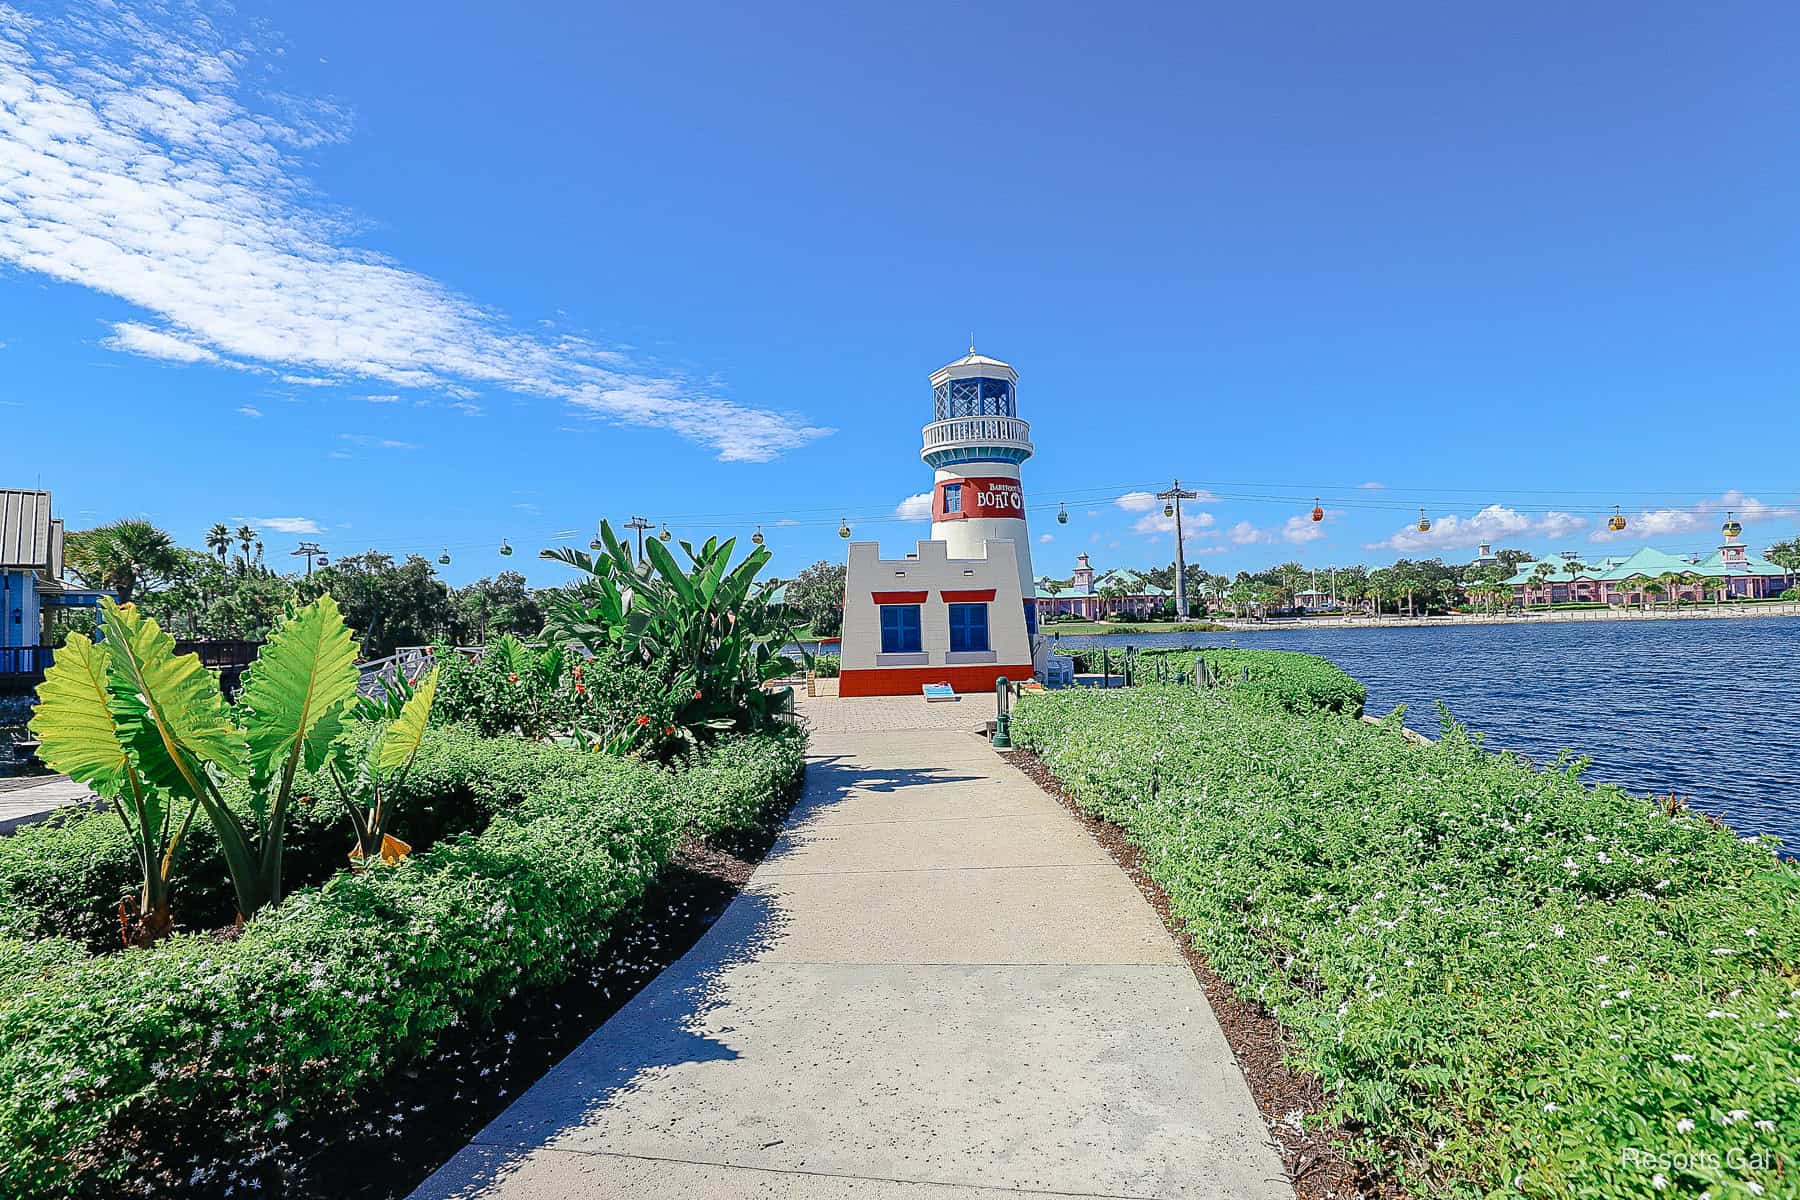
{"left": 836, "top": 347, "right": 1043, "bottom": 697}
{"left": 923, "top": 347, "right": 1039, "bottom": 638}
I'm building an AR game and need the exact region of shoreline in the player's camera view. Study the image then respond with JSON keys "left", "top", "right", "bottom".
{"left": 1194, "top": 602, "right": 1800, "bottom": 633}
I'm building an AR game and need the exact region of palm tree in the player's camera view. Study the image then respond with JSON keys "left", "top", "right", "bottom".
{"left": 1562, "top": 558, "right": 1589, "bottom": 604}
{"left": 234, "top": 524, "right": 257, "bottom": 567}
{"left": 206, "top": 523, "right": 232, "bottom": 562}
{"left": 1528, "top": 562, "right": 1555, "bottom": 608}
{"left": 63, "top": 520, "right": 181, "bottom": 606}
{"left": 1654, "top": 571, "right": 1684, "bottom": 610}
{"left": 1642, "top": 581, "right": 1665, "bottom": 610}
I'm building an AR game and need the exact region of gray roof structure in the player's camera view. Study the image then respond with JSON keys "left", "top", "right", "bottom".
{"left": 0, "top": 490, "right": 62, "bottom": 575}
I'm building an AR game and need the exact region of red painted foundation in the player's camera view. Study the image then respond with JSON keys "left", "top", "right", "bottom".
{"left": 838, "top": 664, "right": 1036, "bottom": 697}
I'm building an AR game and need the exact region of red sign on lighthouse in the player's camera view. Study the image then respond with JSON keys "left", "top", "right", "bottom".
{"left": 934, "top": 477, "right": 1025, "bottom": 521}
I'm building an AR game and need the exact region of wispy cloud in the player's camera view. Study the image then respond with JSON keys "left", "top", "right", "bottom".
{"left": 1367, "top": 505, "right": 1589, "bottom": 552}
{"left": 364, "top": 394, "right": 400, "bottom": 404}
{"left": 0, "top": 4, "right": 830, "bottom": 461}
{"left": 237, "top": 405, "right": 262, "bottom": 418}
{"left": 104, "top": 322, "right": 218, "bottom": 364}
{"left": 1357, "top": 481, "right": 1386, "bottom": 490}
{"left": 895, "top": 492, "right": 933, "bottom": 521}
{"left": 338, "top": 433, "right": 419, "bottom": 451}
{"left": 237, "top": 515, "right": 321, "bottom": 535}
{"left": 280, "top": 374, "right": 333, "bottom": 388}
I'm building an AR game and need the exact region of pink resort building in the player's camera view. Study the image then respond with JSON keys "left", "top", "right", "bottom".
{"left": 1502, "top": 519, "right": 1796, "bottom": 606}
{"left": 1033, "top": 553, "right": 1175, "bottom": 621}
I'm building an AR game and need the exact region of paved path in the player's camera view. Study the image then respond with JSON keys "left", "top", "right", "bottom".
{"left": 411, "top": 695, "right": 1292, "bottom": 1200}
{"left": 0, "top": 776, "right": 97, "bottom": 834}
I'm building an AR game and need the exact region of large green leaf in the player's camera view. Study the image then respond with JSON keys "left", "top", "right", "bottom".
{"left": 238, "top": 594, "right": 361, "bottom": 791}
{"left": 28, "top": 633, "right": 130, "bottom": 795}
{"left": 375, "top": 665, "right": 439, "bottom": 774}
{"left": 99, "top": 600, "right": 245, "bottom": 792}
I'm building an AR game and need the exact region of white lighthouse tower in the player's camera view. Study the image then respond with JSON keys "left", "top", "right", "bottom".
{"left": 922, "top": 347, "right": 1040, "bottom": 639}
{"left": 836, "top": 346, "right": 1042, "bottom": 697}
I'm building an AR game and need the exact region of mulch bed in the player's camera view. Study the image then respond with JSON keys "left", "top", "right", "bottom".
{"left": 1001, "top": 749, "right": 1412, "bottom": 1200}
{"left": 93, "top": 796, "right": 798, "bottom": 1199}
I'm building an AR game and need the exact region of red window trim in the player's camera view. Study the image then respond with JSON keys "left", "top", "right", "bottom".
{"left": 941, "top": 589, "right": 996, "bottom": 603}
{"left": 871, "top": 591, "right": 928, "bottom": 605}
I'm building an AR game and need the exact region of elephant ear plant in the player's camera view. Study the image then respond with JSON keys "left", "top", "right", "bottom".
{"left": 325, "top": 664, "right": 439, "bottom": 864}
{"left": 29, "top": 594, "right": 425, "bottom": 946}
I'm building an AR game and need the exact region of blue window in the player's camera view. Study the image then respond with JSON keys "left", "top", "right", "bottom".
{"left": 880, "top": 605, "right": 922, "bottom": 653}
{"left": 943, "top": 483, "right": 962, "bottom": 514}
{"left": 980, "top": 377, "right": 1013, "bottom": 416}
{"left": 948, "top": 603, "right": 989, "bottom": 653}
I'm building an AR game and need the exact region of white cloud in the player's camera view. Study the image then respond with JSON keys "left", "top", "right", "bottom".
{"left": 449, "top": 401, "right": 482, "bottom": 416}
{"left": 1037, "top": 532, "right": 1053, "bottom": 543}
{"left": 1230, "top": 521, "right": 1273, "bottom": 545}
{"left": 0, "top": 6, "right": 830, "bottom": 462}
{"left": 1281, "top": 514, "right": 1327, "bottom": 544}
{"left": 238, "top": 516, "right": 321, "bottom": 534}
{"left": 1358, "top": 481, "right": 1386, "bottom": 490}
{"left": 772, "top": 518, "right": 799, "bottom": 527}
{"left": 104, "top": 322, "right": 218, "bottom": 364}
{"left": 1367, "top": 505, "right": 1589, "bottom": 552}
{"left": 1133, "top": 509, "right": 1216, "bottom": 539}
{"left": 281, "top": 374, "right": 333, "bottom": 387}
{"left": 237, "top": 405, "right": 262, "bottom": 418}
{"left": 365, "top": 394, "right": 400, "bottom": 404}
{"left": 895, "top": 492, "right": 933, "bottom": 521}
{"left": 1587, "top": 491, "right": 1797, "bottom": 543}
{"left": 1085, "top": 509, "right": 1099, "bottom": 518}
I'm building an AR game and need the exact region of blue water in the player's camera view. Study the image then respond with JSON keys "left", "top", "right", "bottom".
{"left": 1053, "top": 618, "right": 1800, "bottom": 846}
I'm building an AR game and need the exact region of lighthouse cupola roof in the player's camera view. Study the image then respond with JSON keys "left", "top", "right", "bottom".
{"left": 923, "top": 343, "right": 1033, "bottom": 468}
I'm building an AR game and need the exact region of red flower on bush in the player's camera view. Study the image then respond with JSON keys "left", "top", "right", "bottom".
{"left": 508, "top": 673, "right": 520, "bottom": 684}
{"left": 693, "top": 689, "right": 703, "bottom": 700}
{"left": 574, "top": 683, "right": 586, "bottom": 695}
{"left": 573, "top": 664, "right": 583, "bottom": 680}
{"left": 636, "top": 714, "right": 649, "bottom": 726}
{"left": 663, "top": 724, "right": 675, "bottom": 735}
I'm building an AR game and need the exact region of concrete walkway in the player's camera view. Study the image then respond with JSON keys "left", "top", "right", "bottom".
{"left": 0, "top": 776, "right": 98, "bottom": 834}
{"left": 411, "top": 695, "right": 1292, "bottom": 1200}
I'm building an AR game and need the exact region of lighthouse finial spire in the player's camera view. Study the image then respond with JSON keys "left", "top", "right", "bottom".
{"left": 969, "top": 331, "right": 976, "bottom": 355}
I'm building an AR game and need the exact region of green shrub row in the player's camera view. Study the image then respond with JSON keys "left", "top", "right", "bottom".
{"left": 1184, "top": 647, "right": 1366, "bottom": 715}
{"left": 0, "top": 725, "right": 556, "bottom": 949}
{"left": 0, "top": 726, "right": 806, "bottom": 1197}
{"left": 1011, "top": 685, "right": 1796, "bottom": 1199}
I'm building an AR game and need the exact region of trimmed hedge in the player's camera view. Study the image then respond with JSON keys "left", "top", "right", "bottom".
{"left": 1013, "top": 685, "right": 1798, "bottom": 1199}
{"left": 0, "top": 726, "right": 806, "bottom": 1197}
{"left": 1187, "top": 647, "right": 1365, "bottom": 715}
{"left": 0, "top": 726, "right": 572, "bottom": 949}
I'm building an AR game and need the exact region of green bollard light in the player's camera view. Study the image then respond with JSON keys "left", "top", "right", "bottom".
{"left": 993, "top": 676, "right": 1012, "bottom": 748}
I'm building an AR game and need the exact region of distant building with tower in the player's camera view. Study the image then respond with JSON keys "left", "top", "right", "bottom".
{"left": 838, "top": 349, "right": 1044, "bottom": 696}
{"left": 1033, "top": 553, "right": 1174, "bottom": 621}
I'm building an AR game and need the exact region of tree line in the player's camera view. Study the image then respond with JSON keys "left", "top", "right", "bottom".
{"left": 57, "top": 520, "right": 545, "bottom": 658}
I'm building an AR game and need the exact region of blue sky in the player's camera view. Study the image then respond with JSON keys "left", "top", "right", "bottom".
{"left": 2, "top": 0, "right": 1796, "bottom": 586}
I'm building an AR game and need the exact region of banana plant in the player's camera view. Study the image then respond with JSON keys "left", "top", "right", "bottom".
{"left": 30, "top": 595, "right": 372, "bottom": 935}
{"left": 325, "top": 666, "right": 439, "bottom": 864}
{"left": 541, "top": 520, "right": 806, "bottom": 738}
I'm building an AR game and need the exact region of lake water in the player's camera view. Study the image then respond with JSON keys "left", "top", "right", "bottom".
{"left": 1052, "top": 618, "right": 1800, "bottom": 847}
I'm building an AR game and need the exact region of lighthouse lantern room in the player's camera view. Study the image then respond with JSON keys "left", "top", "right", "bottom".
{"left": 838, "top": 347, "right": 1044, "bottom": 697}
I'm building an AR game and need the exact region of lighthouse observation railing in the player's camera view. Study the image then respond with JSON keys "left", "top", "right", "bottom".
{"left": 921, "top": 416, "right": 1033, "bottom": 452}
